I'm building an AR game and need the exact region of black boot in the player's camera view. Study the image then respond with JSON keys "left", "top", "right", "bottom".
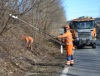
{"left": 70, "top": 64, "right": 74, "bottom": 66}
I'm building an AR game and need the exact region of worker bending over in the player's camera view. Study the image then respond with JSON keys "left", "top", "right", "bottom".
{"left": 22, "top": 36, "right": 34, "bottom": 50}
{"left": 58, "top": 25, "right": 74, "bottom": 66}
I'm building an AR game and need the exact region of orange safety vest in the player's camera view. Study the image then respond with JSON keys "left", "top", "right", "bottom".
{"left": 58, "top": 30, "right": 73, "bottom": 45}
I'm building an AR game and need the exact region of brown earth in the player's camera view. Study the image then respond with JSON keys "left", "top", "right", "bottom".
{"left": 0, "top": 25, "right": 66, "bottom": 76}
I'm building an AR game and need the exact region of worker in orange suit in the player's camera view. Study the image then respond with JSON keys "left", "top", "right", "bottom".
{"left": 22, "top": 36, "right": 34, "bottom": 50}
{"left": 92, "top": 28, "right": 96, "bottom": 38}
{"left": 58, "top": 25, "right": 74, "bottom": 66}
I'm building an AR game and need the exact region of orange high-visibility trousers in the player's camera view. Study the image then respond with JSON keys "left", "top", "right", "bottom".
{"left": 66, "top": 45, "right": 73, "bottom": 56}
{"left": 66, "top": 45, "right": 74, "bottom": 65}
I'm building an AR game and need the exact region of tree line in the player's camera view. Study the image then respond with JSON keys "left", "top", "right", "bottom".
{"left": 0, "top": 0, "right": 66, "bottom": 42}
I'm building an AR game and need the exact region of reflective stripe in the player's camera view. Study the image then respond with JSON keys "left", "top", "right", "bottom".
{"left": 70, "top": 60, "right": 74, "bottom": 64}
{"left": 66, "top": 61, "right": 70, "bottom": 65}
{"left": 66, "top": 42, "right": 73, "bottom": 45}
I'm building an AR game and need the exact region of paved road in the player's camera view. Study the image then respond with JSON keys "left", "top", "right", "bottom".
{"left": 60, "top": 45, "right": 100, "bottom": 76}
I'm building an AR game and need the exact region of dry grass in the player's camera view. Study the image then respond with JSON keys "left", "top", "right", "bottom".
{"left": 0, "top": 26, "right": 65, "bottom": 76}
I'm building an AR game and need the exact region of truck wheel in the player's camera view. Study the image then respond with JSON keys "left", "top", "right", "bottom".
{"left": 92, "top": 44, "right": 96, "bottom": 49}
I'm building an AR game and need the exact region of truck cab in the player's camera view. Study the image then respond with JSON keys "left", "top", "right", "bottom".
{"left": 69, "top": 16, "right": 96, "bottom": 48}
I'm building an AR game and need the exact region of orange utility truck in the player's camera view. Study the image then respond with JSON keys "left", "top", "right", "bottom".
{"left": 69, "top": 16, "right": 96, "bottom": 48}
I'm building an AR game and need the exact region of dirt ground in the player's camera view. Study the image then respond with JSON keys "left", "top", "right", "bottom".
{"left": 0, "top": 26, "right": 67, "bottom": 76}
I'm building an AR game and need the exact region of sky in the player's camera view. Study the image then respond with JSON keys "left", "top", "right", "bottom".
{"left": 62, "top": 0, "right": 100, "bottom": 20}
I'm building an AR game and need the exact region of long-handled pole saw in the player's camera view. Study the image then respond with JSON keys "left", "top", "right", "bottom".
{"left": 9, "top": 14, "right": 64, "bottom": 50}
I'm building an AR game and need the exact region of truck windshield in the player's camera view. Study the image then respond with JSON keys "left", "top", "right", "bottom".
{"left": 73, "top": 21, "right": 94, "bottom": 29}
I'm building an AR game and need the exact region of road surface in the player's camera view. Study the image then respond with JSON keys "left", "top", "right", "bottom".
{"left": 60, "top": 45, "right": 100, "bottom": 76}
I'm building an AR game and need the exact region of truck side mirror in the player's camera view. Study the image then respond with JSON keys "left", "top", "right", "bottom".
{"left": 69, "top": 23, "right": 73, "bottom": 29}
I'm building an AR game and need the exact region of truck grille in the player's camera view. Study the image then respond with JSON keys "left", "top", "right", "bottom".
{"left": 78, "top": 32, "right": 90, "bottom": 39}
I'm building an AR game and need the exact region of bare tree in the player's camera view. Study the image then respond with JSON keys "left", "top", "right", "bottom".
{"left": 0, "top": 0, "right": 66, "bottom": 41}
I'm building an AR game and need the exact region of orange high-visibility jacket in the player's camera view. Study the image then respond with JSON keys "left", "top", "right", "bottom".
{"left": 58, "top": 30, "right": 73, "bottom": 45}
{"left": 24, "top": 36, "right": 33, "bottom": 43}
{"left": 58, "top": 30, "right": 73, "bottom": 56}
{"left": 92, "top": 28, "right": 96, "bottom": 37}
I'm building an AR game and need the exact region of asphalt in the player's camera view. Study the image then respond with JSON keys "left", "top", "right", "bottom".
{"left": 60, "top": 39, "right": 100, "bottom": 76}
